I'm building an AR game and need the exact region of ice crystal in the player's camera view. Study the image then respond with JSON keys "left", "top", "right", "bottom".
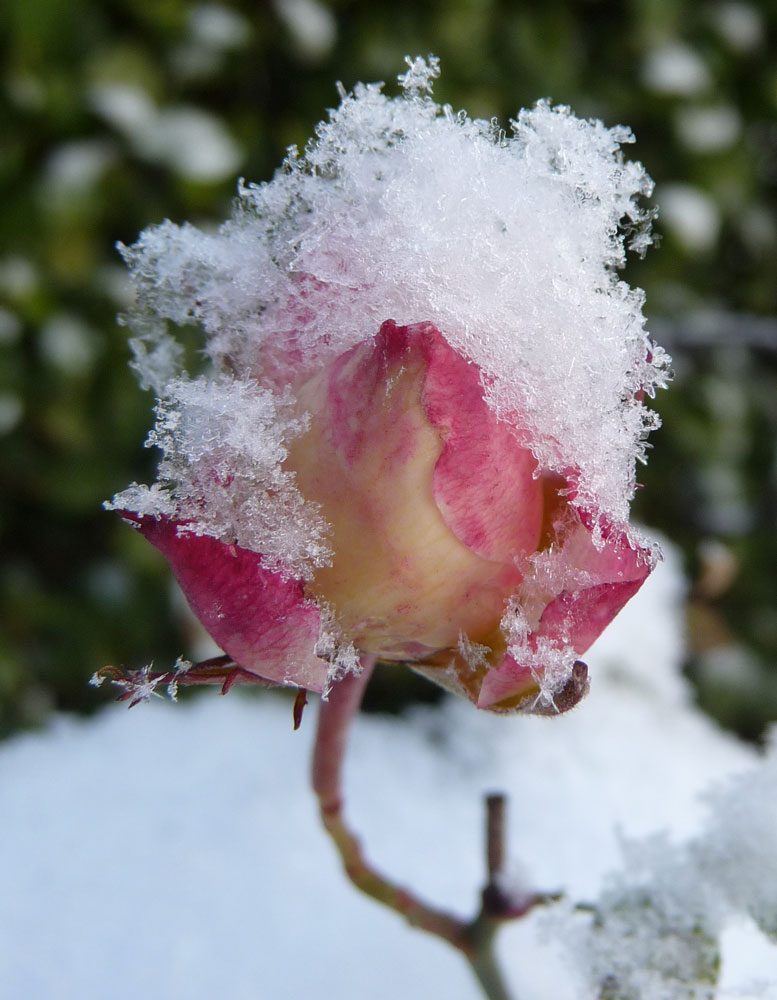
{"left": 566, "top": 736, "right": 777, "bottom": 998}
{"left": 113, "top": 56, "right": 667, "bottom": 558}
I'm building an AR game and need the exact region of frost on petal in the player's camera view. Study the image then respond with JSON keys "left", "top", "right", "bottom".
{"left": 412, "top": 502, "right": 655, "bottom": 714}
{"left": 122, "top": 512, "right": 329, "bottom": 692}
{"left": 477, "top": 516, "right": 655, "bottom": 711}
{"left": 118, "top": 57, "right": 667, "bottom": 531}
{"left": 107, "top": 375, "right": 331, "bottom": 581}
{"left": 111, "top": 57, "right": 667, "bottom": 709}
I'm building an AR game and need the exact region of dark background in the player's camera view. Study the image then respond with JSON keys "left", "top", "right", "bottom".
{"left": 2, "top": 0, "right": 776, "bottom": 739}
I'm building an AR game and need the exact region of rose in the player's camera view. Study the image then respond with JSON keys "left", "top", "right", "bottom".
{"left": 120, "top": 318, "right": 652, "bottom": 713}
{"left": 106, "top": 60, "right": 667, "bottom": 712}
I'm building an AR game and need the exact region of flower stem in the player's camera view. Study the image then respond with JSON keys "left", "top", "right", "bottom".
{"left": 469, "top": 929, "right": 514, "bottom": 1000}
{"left": 312, "top": 658, "right": 469, "bottom": 947}
{"left": 310, "top": 660, "right": 546, "bottom": 1000}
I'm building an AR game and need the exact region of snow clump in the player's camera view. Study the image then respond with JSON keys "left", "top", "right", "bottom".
{"left": 112, "top": 55, "right": 669, "bottom": 561}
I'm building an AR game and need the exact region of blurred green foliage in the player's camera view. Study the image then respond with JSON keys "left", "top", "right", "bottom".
{"left": 1, "top": 0, "right": 776, "bottom": 739}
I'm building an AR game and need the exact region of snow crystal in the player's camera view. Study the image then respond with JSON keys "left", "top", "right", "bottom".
{"left": 108, "top": 375, "right": 331, "bottom": 580}
{"left": 314, "top": 605, "right": 362, "bottom": 692}
{"left": 565, "top": 737, "right": 777, "bottom": 999}
{"left": 457, "top": 631, "right": 492, "bottom": 672}
{"left": 116, "top": 56, "right": 666, "bottom": 557}
{"left": 166, "top": 656, "right": 193, "bottom": 701}
{"left": 569, "top": 837, "right": 723, "bottom": 1000}
{"left": 503, "top": 608, "right": 581, "bottom": 711}
{"left": 699, "top": 735, "right": 777, "bottom": 942}
{"left": 109, "top": 663, "right": 166, "bottom": 705}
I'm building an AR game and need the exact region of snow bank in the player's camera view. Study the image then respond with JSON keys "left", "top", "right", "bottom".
{"left": 1, "top": 544, "right": 776, "bottom": 998}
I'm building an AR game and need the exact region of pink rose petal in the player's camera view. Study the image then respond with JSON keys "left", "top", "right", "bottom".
{"left": 121, "top": 512, "right": 329, "bottom": 692}
{"left": 419, "top": 323, "right": 543, "bottom": 564}
{"left": 114, "top": 321, "right": 656, "bottom": 713}
{"left": 285, "top": 320, "right": 543, "bottom": 660}
{"left": 477, "top": 520, "right": 653, "bottom": 711}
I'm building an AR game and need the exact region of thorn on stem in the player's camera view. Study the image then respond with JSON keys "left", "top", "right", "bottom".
{"left": 293, "top": 689, "right": 308, "bottom": 730}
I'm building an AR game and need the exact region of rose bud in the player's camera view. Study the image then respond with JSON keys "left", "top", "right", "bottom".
{"left": 113, "top": 317, "right": 653, "bottom": 713}
{"left": 106, "top": 57, "right": 668, "bottom": 712}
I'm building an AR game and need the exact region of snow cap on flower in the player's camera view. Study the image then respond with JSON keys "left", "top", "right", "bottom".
{"left": 108, "top": 57, "right": 669, "bottom": 712}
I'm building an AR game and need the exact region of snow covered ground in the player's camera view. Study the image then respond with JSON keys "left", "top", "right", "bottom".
{"left": 2, "top": 542, "right": 776, "bottom": 999}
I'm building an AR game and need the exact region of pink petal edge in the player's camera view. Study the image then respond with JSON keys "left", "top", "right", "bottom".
{"left": 121, "top": 512, "right": 329, "bottom": 692}
{"left": 376, "top": 320, "right": 544, "bottom": 564}
{"left": 477, "top": 523, "right": 654, "bottom": 710}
